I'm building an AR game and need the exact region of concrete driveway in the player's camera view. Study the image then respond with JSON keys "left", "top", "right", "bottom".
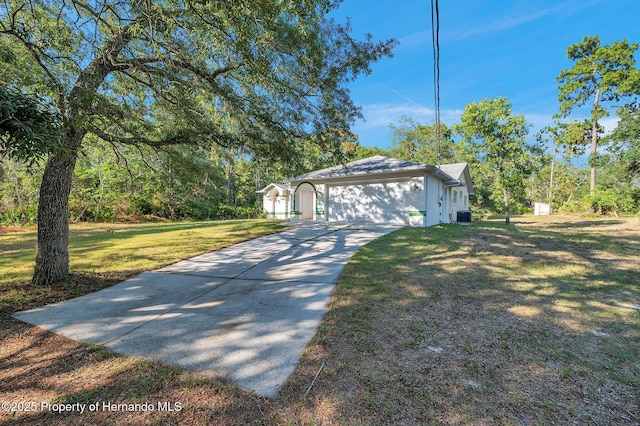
{"left": 13, "top": 222, "right": 400, "bottom": 397}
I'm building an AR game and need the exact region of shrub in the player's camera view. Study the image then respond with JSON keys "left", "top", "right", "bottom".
{"left": 125, "top": 197, "right": 154, "bottom": 216}
{"left": 469, "top": 207, "right": 489, "bottom": 221}
{"left": 582, "top": 189, "right": 635, "bottom": 216}
{"left": 215, "top": 205, "right": 260, "bottom": 219}
{"left": 0, "top": 205, "right": 38, "bottom": 225}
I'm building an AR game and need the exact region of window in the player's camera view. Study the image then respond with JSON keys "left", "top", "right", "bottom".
{"left": 453, "top": 190, "right": 458, "bottom": 203}
{"left": 464, "top": 195, "right": 468, "bottom": 206}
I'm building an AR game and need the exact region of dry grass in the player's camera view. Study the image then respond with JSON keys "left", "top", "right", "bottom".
{"left": 1, "top": 215, "right": 639, "bottom": 425}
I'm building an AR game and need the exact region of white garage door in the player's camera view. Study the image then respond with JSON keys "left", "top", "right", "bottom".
{"left": 327, "top": 182, "right": 411, "bottom": 224}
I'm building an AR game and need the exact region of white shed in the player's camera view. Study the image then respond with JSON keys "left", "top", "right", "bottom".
{"left": 534, "top": 202, "right": 552, "bottom": 215}
{"left": 260, "top": 156, "right": 473, "bottom": 227}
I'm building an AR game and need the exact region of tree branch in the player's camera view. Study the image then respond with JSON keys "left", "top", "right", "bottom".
{"left": 88, "top": 123, "right": 237, "bottom": 150}
{"left": 87, "top": 125, "right": 174, "bottom": 147}
{"left": 118, "top": 69, "right": 179, "bottom": 105}
{"left": 171, "top": 60, "right": 240, "bottom": 85}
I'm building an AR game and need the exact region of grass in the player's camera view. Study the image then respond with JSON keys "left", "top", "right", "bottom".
{"left": 0, "top": 219, "right": 283, "bottom": 313}
{"left": 1, "top": 215, "right": 639, "bottom": 425}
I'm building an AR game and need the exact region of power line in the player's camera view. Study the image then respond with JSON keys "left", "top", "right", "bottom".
{"left": 430, "top": 0, "right": 441, "bottom": 164}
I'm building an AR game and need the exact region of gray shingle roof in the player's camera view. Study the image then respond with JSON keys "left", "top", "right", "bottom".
{"left": 289, "top": 155, "right": 448, "bottom": 181}
{"left": 438, "top": 162, "right": 474, "bottom": 194}
{"left": 437, "top": 163, "right": 466, "bottom": 180}
{"left": 256, "top": 182, "right": 291, "bottom": 194}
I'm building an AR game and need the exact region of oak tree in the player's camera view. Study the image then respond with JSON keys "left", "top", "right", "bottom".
{"left": 0, "top": 0, "right": 396, "bottom": 284}
{"left": 454, "top": 96, "right": 540, "bottom": 223}
{"left": 389, "top": 116, "right": 458, "bottom": 165}
{"left": 0, "top": 87, "right": 64, "bottom": 162}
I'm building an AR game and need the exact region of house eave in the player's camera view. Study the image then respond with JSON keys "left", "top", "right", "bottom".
{"left": 444, "top": 179, "right": 463, "bottom": 187}
{"left": 288, "top": 166, "right": 454, "bottom": 185}
{"left": 256, "top": 183, "right": 291, "bottom": 194}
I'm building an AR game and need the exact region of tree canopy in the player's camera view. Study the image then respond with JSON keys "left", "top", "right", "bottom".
{"left": 0, "top": 0, "right": 396, "bottom": 284}
{"left": 557, "top": 35, "right": 640, "bottom": 193}
{"left": 609, "top": 106, "right": 640, "bottom": 178}
{"left": 454, "top": 96, "right": 541, "bottom": 223}
{"left": 0, "top": 87, "right": 64, "bottom": 162}
{"left": 389, "top": 116, "right": 458, "bottom": 165}
{"left": 1, "top": 0, "right": 395, "bottom": 162}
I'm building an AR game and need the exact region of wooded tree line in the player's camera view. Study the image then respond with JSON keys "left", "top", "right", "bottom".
{"left": 0, "top": 0, "right": 638, "bottom": 287}
{"left": 356, "top": 35, "right": 640, "bottom": 219}
{"left": 0, "top": 135, "right": 337, "bottom": 223}
{"left": 3, "top": 32, "right": 638, "bottom": 228}
{"left": 3, "top": 86, "right": 639, "bottom": 225}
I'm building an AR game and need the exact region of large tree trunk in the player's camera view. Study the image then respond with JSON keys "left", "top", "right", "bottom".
{"left": 590, "top": 87, "right": 600, "bottom": 196}
{"left": 548, "top": 146, "right": 556, "bottom": 203}
{"left": 31, "top": 130, "right": 83, "bottom": 286}
{"left": 590, "top": 117, "right": 598, "bottom": 196}
{"left": 30, "top": 26, "right": 131, "bottom": 285}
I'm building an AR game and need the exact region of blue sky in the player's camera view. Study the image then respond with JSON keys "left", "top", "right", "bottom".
{"left": 330, "top": 0, "right": 640, "bottom": 150}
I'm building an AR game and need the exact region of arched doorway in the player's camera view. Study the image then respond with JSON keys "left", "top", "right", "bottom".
{"left": 294, "top": 182, "right": 316, "bottom": 221}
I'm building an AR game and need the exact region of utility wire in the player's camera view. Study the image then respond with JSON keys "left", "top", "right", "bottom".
{"left": 430, "top": 0, "right": 441, "bottom": 165}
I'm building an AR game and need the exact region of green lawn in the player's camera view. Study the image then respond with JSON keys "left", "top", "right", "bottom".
{"left": 0, "top": 219, "right": 283, "bottom": 313}
{"left": 1, "top": 216, "right": 638, "bottom": 425}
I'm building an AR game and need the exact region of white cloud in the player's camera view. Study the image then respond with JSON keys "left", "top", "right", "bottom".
{"left": 358, "top": 102, "right": 464, "bottom": 129}
{"left": 455, "top": 9, "right": 553, "bottom": 40}
{"left": 449, "top": 0, "right": 602, "bottom": 41}
{"left": 360, "top": 103, "right": 432, "bottom": 128}
{"left": 397, "top": 31, "right": 430, "bottom": 49}
{"left": 599, "top": 116, "right": 620, "bottom": 135}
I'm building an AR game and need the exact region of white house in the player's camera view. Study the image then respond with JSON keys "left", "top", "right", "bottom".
{"left": 257, "top": 155, "right": 473, "bottom": 227}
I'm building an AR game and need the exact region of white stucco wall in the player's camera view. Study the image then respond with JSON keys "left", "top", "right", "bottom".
{"left": 449, "top": 173, "right": 470, "bottom": 221}
{"left": 450, "top": 187, "right": 468, "bottom": 220}
{"left": 262, "top": 189, "right": 290, "bottom": 219}
{"left": 316, "top": 184, "right": 326, "bottom": 221}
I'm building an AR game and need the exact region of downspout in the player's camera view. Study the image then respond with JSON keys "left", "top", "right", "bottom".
{"left": 433, "top": 168, "right": 443, "bottom": 224}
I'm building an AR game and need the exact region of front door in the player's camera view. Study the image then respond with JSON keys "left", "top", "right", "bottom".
{"left": 299, "top": 189, "right": 314, "bottom": 220}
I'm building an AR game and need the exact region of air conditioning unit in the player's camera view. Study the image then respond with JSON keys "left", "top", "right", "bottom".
{"left": 456, "top": 210, "right": 472, "bottom": 223}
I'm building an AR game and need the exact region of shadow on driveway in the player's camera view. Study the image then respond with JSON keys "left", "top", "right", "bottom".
{"left": 14, "top": 222, "right": 400, "bottom": 397}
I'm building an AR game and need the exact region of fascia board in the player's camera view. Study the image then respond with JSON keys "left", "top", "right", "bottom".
{"left": 289, "top": 166, "right": 454, "bottom": 186}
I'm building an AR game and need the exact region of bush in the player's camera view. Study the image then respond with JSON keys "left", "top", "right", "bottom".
{"left": 582, "top": 189, "right": 635, "bottom": 216}
{"left": 0, "top": 205, "right": 38, "bottom": 225}
{"left": 470, "top": 207, "right": 490, "bottom": 221}
{"left": 125, "top": 197, "right": 154, "bottom": 216}
{"left": 69, "top": 198, "right": 115, "bottom": 221}
{"left": 215, "top": 205, "right": 260, "bottom": 219}
{"left": 174, "top": 201, "right": 217, "bottom": 221}
{"left": 556, "top": 200, "right": 583, "bottom": 214}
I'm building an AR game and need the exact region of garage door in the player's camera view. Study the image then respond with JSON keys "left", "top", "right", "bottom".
{"left": 327, "top": 182, "right": 410, "bottom": 224}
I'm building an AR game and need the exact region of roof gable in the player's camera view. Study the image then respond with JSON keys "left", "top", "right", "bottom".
{"left": 438, "top": 163, "right": 474, "bottom": 195}
{"left": 256, "top": 182, "right": 291, "bottom": 194}
{"left": 289, "top": 155, "right": 448, "bottom": 182}
{"left": 437, "top": 163, "right": 466, "bottom": 180}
